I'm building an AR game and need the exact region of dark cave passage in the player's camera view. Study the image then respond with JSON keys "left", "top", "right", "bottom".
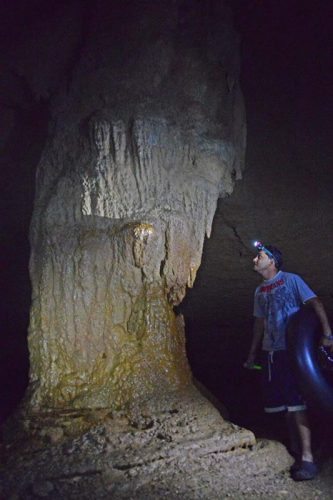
{"left": 0, "top": 89, "right": 49, "bottom": 425}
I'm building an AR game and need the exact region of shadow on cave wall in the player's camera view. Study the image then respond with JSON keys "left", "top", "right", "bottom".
{"left": 0, "top": 93, "right": 49, "bottom": 424}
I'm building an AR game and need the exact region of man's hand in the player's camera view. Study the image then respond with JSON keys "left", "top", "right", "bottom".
{"left": 306, "top": 298, "right": 333, "bottom": 351}
{"left": 243, "top": 354, "right": 256, "bottom": 369}
{"left": 321, "top": 335, "right": 333, "bottom": 352}
{"left": 244, "top": 318, "right": 265, "bottom": 369}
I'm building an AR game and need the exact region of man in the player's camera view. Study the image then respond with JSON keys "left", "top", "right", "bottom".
{"left": 245, "top": 242, "right": 333, "bottom": 481}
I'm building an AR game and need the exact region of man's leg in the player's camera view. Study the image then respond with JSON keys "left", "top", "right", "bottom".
{"left": 285, "top": 411, "right": 300, "bottom": 458}
{"left": 287, "top": 410, "right": 318, "bottom": 480}
{"left": 288, "top": 410, "right": 313, "bottom": 462}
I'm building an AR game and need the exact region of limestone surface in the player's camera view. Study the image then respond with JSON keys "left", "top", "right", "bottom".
{"left": 25, "top": 0, "right": 246, "bottom": 412}
{"left": 5, "top": 386, "right": 333, "bottom": 499}
{"left": 2, "top": 387, "right": 297, "bottom": 499}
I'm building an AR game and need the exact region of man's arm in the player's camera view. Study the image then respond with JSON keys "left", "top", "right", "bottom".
{"left": 305, "top": 297, "right": 333, "bottom": 351}
{"left": 244, "top": 317, "right": 265, "bottom": 367}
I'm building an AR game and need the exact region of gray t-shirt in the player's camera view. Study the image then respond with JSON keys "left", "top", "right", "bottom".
{"left": 253, "top": 271, "right": 316, "bottom": 351}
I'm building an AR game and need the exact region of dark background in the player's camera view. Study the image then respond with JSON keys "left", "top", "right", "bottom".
{"left": 181, "top": 0, "right": 333, "bottom": 448}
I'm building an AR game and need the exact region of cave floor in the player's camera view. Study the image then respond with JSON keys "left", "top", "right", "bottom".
{"left": 2, "top": 387, "right": 333, "bottom": 499}
{"left": 114, "top": 454, "right": 333, "bottom": 499}
{"left": 2, "top": 439, "right": 333, "bottom": 499}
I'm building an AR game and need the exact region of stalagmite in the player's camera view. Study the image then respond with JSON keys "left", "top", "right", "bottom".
{"left": 25, "top": 0, "right": 246, "bottom": 413}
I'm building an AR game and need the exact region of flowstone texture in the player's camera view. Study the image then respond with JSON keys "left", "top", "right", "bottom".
{"left": 25, "top": 0, "right": 246, "bottom": 413}
{"left": 2, "top": 387, "right": 298, "bottom": 499}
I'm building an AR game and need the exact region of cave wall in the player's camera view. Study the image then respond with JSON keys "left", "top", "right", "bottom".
{"left": 181, "top": 0, "right": 333, "bottom": 421}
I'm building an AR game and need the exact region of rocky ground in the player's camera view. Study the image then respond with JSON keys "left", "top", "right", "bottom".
{"left": 1, "top": 387, "right": 333, "bottom": 499}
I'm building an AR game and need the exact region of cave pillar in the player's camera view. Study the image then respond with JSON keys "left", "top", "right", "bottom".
{"left": 25, "top": 0, "right": 246, "bottom": 413}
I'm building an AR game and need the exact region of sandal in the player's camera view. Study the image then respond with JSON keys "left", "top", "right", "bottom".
{"left": 291, "top": 460, "right": 318, "bottom": 481}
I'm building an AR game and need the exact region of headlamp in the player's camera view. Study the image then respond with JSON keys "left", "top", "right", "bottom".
{"left": 254, "top": 240, "right": 264, "bottom": 251}
{"left": 254, "top": 240, "right": 274, "bottom": 260}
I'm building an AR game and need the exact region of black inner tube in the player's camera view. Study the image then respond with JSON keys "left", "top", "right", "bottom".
{"left": 288, "top": 306, "right": 333, "bottom": 414}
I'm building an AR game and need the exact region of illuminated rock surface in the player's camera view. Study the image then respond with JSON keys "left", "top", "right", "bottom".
{"left": 2, "top": 387, "right": 289, "bottom": 498}
{"left": 25, "top": 0, "right": 246, "bottom": 412}
{"left": 3, "top": 387, "right": 333, "bottom": 498}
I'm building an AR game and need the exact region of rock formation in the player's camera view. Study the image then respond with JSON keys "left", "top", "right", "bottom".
{"left": 25, "top": 0, "right": 246, "bottom": 413}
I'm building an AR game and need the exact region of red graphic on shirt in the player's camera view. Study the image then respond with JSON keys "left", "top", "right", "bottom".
{"left": 259, "top": 278, "right": 285, "bottom": 293}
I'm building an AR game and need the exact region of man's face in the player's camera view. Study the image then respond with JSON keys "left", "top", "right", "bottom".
{"left": 253, "top": 250, "right": 274, "bottom": 274}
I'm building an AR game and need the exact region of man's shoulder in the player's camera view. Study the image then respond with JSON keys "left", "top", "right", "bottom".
{"left": 282, "top": 272, "right": 313, "bottom": 291}
{"left": 282, "top": 271, "right": 303, "bottom": 282}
